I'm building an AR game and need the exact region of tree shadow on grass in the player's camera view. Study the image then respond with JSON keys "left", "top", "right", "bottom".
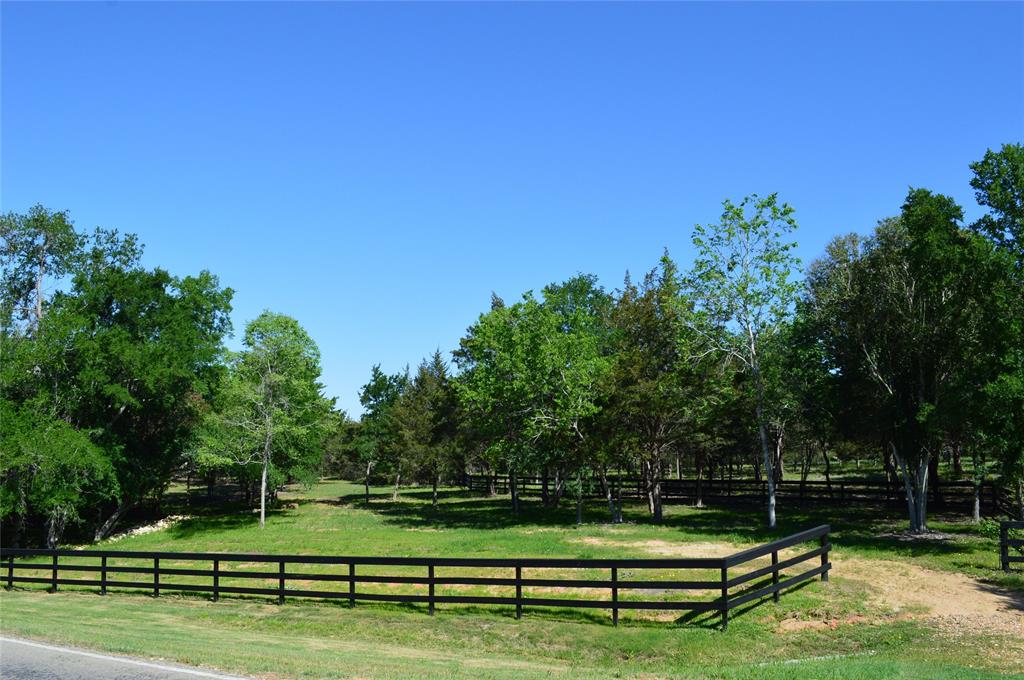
{"left": 161, "top": 510, "right": 265, "bottom": 539}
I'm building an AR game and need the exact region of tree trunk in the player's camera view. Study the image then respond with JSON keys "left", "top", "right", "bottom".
{"left": 895, "top": 445, "right": 919, "bottom": 533}
{"left": 46, "top": 508, "right": 68, "bottom": 549}
{"left": 34, "top": 235, "right": 47, "bottom": 328}
{"left": 752, "top": 361, "right": 776, "bottom": 529}
{"left": 695, "top": 449, "right": 704, "bottom": 508}
{"left": 599, "top": 467, "right": 618, "bottom": 523}
{"left": 11, "top": 510, "right": 25, "bottom": 549}
{"left": 1016, "top": 479, "right": 1024, "bottom": 521}
{"left": 364, "top": 461, "right": 372, "bottom": 503}
{"left": 972, "top": 479, "right": 981, "bottom": 524}
{"left": 773, "top": 429, "right": 785, "bottom": 484}
{"left": 646, "top": 458, "right": 663, "bottom": 523}
{"left": 614, "top": 477, "right": 623, "bottom": 523}
{"left": 94, "top": 500, "right": 134, "bottom": 542}
{"left": 510, "top": 466, "right": 519, "bottom": 516}
{"left": 915, "top": 456, "right": 929, "bottom": 532}
{"left": 928, "top": 454, "right": 943, "bottom": 509}
{"left": 260, "top": 447, "right": 269, "bottom": 530}
{"left": 821, "top": 444, "right": 833, "bottom": 500}
{"left": 392, "top": 473, "right": 401, "bottom": 502}
{"left": 432, "top": 474, "right": 439, "bottom": 507}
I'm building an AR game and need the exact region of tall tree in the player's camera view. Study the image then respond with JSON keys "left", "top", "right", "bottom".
{"left": 195, "top": 312, "right": 333, "bottom": 528}
{"left": 1, "top": 208, "right": 232, "bottom": 541}
{"left": 0, "top": 401, "right": 114, "bottom": 547}
{"left": 604, "top": 256, "right": 696, "bottom": 522}
{"left": 970, "top": 142, "right": 1023, "bottom": 259}
{"left": 455, "top": 284, "right": 611, "bottom": 516}
{"left": 357, "top": 365, "right": 408, "bottom": 502}
{"left": 393, "top": 351, "right": 461, "bottom": 506}
{"left": 1, "top": 204, "right": 83, "bottom": 329}
{"left": 969, "top": 143, "right": 1024, "bottom": 516}
{"left": 808, "top": 191, "right": 1007, "bottom": 531}
{"left": 689, "top": 194, "right": 800, "bottom": 528}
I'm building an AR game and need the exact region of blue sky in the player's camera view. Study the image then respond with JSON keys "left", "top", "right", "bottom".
{"left": 2, "top": 2, "right": 1022, "bottom": 416}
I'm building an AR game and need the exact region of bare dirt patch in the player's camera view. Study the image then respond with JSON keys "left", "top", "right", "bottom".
{"left": 840, "top": 556, "right": 1024, "bottom": 635}
{"left": 571, "top": 537, "right": 737, "bottom": 558}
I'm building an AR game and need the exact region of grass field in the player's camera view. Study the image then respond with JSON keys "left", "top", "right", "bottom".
{"left": 1, "top": 479, "right": 1022, "bottom": 679}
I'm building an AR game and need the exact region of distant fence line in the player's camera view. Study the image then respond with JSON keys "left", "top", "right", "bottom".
{"left": 0, "top": 526, "right": 831, "bottom": 630}
{"left": 1001, "top": 521, "right": 1024, "bottom": 573}
{"left": 465, "top": 474, "right": 1013, "bottom": 514}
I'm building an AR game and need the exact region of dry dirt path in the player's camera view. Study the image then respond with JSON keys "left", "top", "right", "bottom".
{"left": 570, "top": 536, "right": 1023, "bottom": 635}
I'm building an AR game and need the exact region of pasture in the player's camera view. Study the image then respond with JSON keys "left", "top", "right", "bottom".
{"left": 1, "top": 479, "right": 1021, "bottom": 679}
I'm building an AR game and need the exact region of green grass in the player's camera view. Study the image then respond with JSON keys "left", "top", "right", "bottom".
{"left": 1, "top": 479, "right": 1021, "bottom": 679}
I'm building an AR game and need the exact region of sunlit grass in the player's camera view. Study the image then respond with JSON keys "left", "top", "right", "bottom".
{"left": 2, "top": 478, "right": 1020, "bottom": 678}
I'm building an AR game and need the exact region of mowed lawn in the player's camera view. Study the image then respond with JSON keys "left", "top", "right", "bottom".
{"left": 1, "top": 479, "right": 1021, "bottom": 679}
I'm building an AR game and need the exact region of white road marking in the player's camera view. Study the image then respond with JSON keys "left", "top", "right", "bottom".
{"left": 0, "top": 637, "right": 250, "bottom": 679}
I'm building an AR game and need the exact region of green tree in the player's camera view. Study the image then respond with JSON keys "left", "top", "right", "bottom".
{"left": 393, "top": 351, "right": 462, "bottom": 506}
{"left": 0, "top": 401, "right": 114, "bottom": 547}
{"left": 689, "top": 194, "right": 800, "bottom": 528}
{"left": 969, "top": 143, "right": 1024, "bottom": 517}
{"left": 1, "top": 208, "right": 232, "bottom": 541}
{"left": 455, "top": 284, "right": 611, "bottom": 517}
{"left": 808, "top": 192, "right": 1006, "bottom": 532}
{"left": 970, "top": 142, "right": 1023, "bottom": 259}
{"left": 357, "top": 365, "right": 407, "bottom": 502}
{"left": 1, "top": 204, "right": 84, "bottom": 329}
{"left": 603, "top": 256, "right": 698, "bottom": 522}
{"left": 195, "top": 312, "right": 333, "bottom": 528}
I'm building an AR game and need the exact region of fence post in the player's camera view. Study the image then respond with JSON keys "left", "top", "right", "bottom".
{"left": 1001, "top": 523, "right": 1010, "bottom": 573}
{"left": 212, "top": 559, "right": 219, "bottom": 601}
{"left": 771, "top": 551, "right": 779, "bottom": 602}
{"left": 50, "top": 553, "right": 58, "bottom": 593}
{"left": 101, "top": 556, "right": 107, "bottom": 595}
{"left": 278, "top": 560, "right": 285, "bottom": 604}
{"left": 720, "top": 565, "right": 728, "bottom": 631}
{"left": 611, "top": 566, "right": 618, "bottom": 626}
{"left": 6, "top": 554, "right": 13, "bottom": 590}
{"left": 820, "top": 530, "right": 830, "bottom": 582}
{"left": 428, "top": 564, "right": 435, "bottom": 616}
{"left": 515, "top": 565, "right": 522, "bottom": 620}
{"left": 154, "top": 557, "right": 160, "bottom": 597}
{"left": 349, "top": 562, "right": 356, "bottom": 607}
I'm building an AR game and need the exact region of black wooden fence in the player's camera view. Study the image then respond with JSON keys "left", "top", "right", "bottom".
{"left": 466, "top": 474, "right": 1011, "bottom": 514}
{"left": 0, "top": 525, "right": 831, "bottom": 630}
{"left": 1000, "top": 521, "right": 1024, "bottom": 572}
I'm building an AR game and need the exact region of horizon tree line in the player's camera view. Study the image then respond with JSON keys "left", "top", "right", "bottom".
{"left": 2, "top": 142, "right": 1021, "bottom": 546}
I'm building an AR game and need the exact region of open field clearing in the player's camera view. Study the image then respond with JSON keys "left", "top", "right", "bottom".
{"left": 2, "top": 480, "right": 1021, "bottom": 679}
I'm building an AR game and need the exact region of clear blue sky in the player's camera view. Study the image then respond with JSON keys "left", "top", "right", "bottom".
{"left": 2, "top": 2, "right": 1022, "bottom": 416}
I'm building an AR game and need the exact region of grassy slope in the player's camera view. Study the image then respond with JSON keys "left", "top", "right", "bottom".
{"left": 1, "top": 479, "right": 1021, "bottom": 679}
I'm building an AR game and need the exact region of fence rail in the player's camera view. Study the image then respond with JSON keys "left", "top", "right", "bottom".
{"left": 0, "top": 526, "right": 830, "bottom": 630}
{"left": 466, "top": 474, "right": 1010, "bottom": 513}
{"left": 1001, "top": 521, "right": 1024, "bottom": 572}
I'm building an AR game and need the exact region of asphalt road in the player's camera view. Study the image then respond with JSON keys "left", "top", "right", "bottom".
{"left": 0, "top": 637, "right": 251, "bottom": 680}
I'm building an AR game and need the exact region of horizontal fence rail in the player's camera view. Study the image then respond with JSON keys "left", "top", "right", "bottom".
{"left": 466, "top": 474, "right": 1010, "bottom": 513}
{"left": 0, "top": 526, "right": 831, "bottom": 629}
{"left": 1001, "top": 521, "right": 1024, "bottom": 572}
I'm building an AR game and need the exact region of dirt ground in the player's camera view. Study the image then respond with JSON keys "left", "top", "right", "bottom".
{"left": 573, "top": 536, "right": 1024, "bottom": 637}
{"left": 840, "top": 556, "right": 1024, "bottom": 635}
